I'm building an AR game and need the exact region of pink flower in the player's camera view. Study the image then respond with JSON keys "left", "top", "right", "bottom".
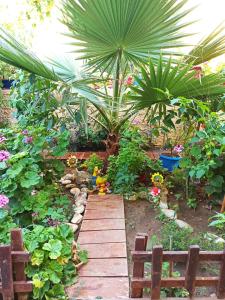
{"left": 173, "top": 144, "right": 184, "bottom": 153}
{"left": 23, "top": 136, "right": 33, "bottom": 144}
{"left": 150, "top": 187, "right": 161, "bottom": 197}
{"left": 0, "top": 150, "right": 10, "bottom": 162}
{"left": 0, "top": 194, "right": 9, "bottom": 208}
{"left": 126, "top": 76, "right": 133, "bottom": 86}
{"left": 0, "top": 136, "right": 6, "bottom": 143}
{"left": 22, "top": 129, "right": 29, "bottom": 135}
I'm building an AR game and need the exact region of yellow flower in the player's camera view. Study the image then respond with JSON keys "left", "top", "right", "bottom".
{"left": 67, "top": 156, "right": 77, "bottom": 167}
{"left": 151, "top": 172, "right": 164, "bottom": 185}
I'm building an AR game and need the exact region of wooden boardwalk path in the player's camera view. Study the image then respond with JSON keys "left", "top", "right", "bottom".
{"left": 67, "top": 194, "right": 129, "bottom": 300}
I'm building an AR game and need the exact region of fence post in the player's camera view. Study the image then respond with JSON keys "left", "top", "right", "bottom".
{"left": 131, "top": 233, "right": 148, "bottom": 298}
{"left": 185, "top": 245, "right": 200, "bottom": 298}
{"left": 11, "top": 229, "right": 28, "bottom": 300}
{"left": 217, "top": 246, "right": 225, "bottom": 299}
{"left": 0, "top": 245, "right": 14, "bottom": 300}
{"left": 151, "top": 245, "right": 163, "bottom": 300}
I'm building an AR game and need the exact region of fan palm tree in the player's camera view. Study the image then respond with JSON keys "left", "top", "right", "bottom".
{"left": 0, "top": 0, "right": 225, "bottom": 154}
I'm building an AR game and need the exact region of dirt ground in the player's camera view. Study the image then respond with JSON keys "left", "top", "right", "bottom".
{"left": 124, "top": 199, "right": 220, "bottom": 297}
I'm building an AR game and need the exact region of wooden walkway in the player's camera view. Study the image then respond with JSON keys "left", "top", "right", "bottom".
{"left": 67, "top": 194, "right": 129, "bottom": 300}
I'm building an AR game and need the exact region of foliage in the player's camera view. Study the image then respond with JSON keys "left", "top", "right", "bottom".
{"left": 107, "top": 127, "right": 162, "bottom": 194}
{"left": 0, "top": 209, "right": 17, "bottom": 244}
{"left": 23, "top": 224, "right": 77, "bottom": 300}
{"left": 187, "top": 198, "right": 198, "bottom": 210}
{"left": 180, "top": 112, "right": 225, "bottom": 200}
{"left": 10, "top": 70, "right": 61, "bottom": 128}
{"left": 209, "top": 213, "right": 225, "bottom": 231}
{"left": 73, "top": 127, "right": 107, "bottom": 151}
{"left": 0, "top": 126, "right": 69, "bottom": 223}
{"left": 156, "top": 220, "right": 224, "bottom": 251}
{"left": 0, "top": 61, "right": 16, "bottom": 78}
{"left": 85, "top": 153, "right": 104, "bottom": 174}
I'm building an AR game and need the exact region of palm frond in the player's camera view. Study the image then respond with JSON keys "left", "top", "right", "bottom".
{"left": 185, "top": 23, "right": 225, "bottom": 65}
{"left": 0, "top": 28, "right": 59, "bottom": 81}
{"left": 61, "top": 0, "right": 195, "bottom": 71}
{"left": 130, "top": 57, "right": 225, "bottom": 110}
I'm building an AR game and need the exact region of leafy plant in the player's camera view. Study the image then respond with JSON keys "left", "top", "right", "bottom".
{"left": 187, "top": 198, "right": 198, "bottom": 210}
{"left": 23, "top": 224, "right": 77, "bottom": 300}
{"left": 209, "top": 213, "right": 225, "bottom": 231}
{"left": 85, "top": 153, "right": 104, "bottom": 173}
{"left": 0, "top": 209, "right": 17, "bottom": 244}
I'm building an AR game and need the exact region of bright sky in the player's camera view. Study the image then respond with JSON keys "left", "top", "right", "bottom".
{"left": 0, "top": 0, "right": 225, "bottom": 66}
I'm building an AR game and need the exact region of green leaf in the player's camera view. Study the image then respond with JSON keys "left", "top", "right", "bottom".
{"left": 43, "top": 239, "right": 62, "bottom": 259}
{"left": 20, "top": 171, "right": 41, "bottom": 188}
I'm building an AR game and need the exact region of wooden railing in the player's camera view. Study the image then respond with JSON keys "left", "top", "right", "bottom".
{"left": 0, "top": 229, "right": 32, "bottom": 300}
{"left": 131, "top": 233, "right": 225, "bottom": 299}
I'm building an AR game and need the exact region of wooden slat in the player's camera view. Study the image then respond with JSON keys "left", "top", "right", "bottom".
{"left": 185, "top": 245, "right": 200, "bottom": 297}
{"left": 0, "top": 245, "right": 14, "bottom": 300}
{"left": 131, "top": 234, "right": 148, "bottom": 298}
{"left": 79, "top": 258, "right": 128, "bottom": 277}
{"left": 217, "top": 246, "right": 225, "bottom": 299}
{"left": 131, "top": 277, "right": 219, "bottom": 288}
{"left": 78, "top": 230, "right": 126, "bottom": 244}
{"left": 88, "top": 194, "right": 123, "bottom": 202}
{"left": 83, "top": 243, "right": 127, "bottom": 258}
{"left": 80, "top": 219, "right": 125, "bottom": 231}
{"left": 0, "top": 282, "right": 33, "bottom": 293}
{"left": 86, "top": 201, "right": 124, "bottom": 210}
{"left": 11, "top": 229, "right": 29, "bottom": 300}
{"left": 132, "top": 251, "right": 224, "bottom": 263}
{"left": 84, "top": 209, "right": 124, "bottom": 219}
{"left": 11, "top": 252, "right": 30, "bottom": 263}
{"left": 151, "top": 245, "right": 163, "bottom": 300}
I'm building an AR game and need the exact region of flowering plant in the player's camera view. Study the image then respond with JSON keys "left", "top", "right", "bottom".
{"left": 173, "top": 144, "right": 184, "bottom": 155}
{"left": 149, "top": 186, "right": 161, "bottom": 204}
{"left": 0, "top": 194, "right": 9, "bottom": 208}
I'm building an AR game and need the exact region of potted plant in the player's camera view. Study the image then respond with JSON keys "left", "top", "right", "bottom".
{"left": 160, "top": 144, "right": 184, "bottom": 172}
{"left": 0, "top": 62, "right": 16, "bottom": 89}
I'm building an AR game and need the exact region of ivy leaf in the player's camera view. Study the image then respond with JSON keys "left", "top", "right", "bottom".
{"left": 31, "top": 249, "right": 45, "bottom": 266}
{"left": 43, "top": 239, "right": 62, "bottom": 259}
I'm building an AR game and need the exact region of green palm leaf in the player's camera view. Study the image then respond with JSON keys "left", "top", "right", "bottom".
{"left": 130, "top": 57, "right": 225, "bottom": 110}
{"left": 0, "top": 28, "right": 59, "bottom": 81}
{"left": 61, "top": 0, "right": 195, "bottom": 71}
{"left": 185, "top": 23, "right": 225, "bottom": 65}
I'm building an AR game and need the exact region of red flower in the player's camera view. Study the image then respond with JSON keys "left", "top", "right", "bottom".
{"left": 150, "top": 186, "right": 161, "bottom": 197}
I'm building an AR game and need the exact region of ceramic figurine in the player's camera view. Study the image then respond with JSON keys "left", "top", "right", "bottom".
{"left": 92, "top": 166, "right": 99, "bottom": 187}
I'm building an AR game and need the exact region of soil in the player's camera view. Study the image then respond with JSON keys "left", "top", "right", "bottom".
{"left": 124, "top": 198, "right": 220, "bottom": 297}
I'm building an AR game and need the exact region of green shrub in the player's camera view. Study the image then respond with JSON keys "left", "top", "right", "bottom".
{"left": 85, "top": 153, "right": 104, "bottom": 173}
{"left": 0, "top": 209, "right": 17, "bottom": 244}
{"left": 23, "top": 224, "right": 86, "bottom": 300}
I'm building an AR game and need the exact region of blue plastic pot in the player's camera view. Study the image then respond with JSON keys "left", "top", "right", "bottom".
{"left": 159, "top": 154, "right": 181, "bottom": 172}
{"left": 2, "top": 79, "right": 15, "bottom": 89}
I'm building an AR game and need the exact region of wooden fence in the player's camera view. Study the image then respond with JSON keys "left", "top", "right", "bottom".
{"left": 131, "top": 233, "right": 225, "bottom": 299}
{"left": 0, "top": 229, "right": 32, "bottom": 300}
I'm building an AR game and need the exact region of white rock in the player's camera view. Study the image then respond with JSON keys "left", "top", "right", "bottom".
{"left": 60, "top": 179, "right": 72, "bottom": 185}
{"left": 70, "top": 187, "right": 81, "bottom": 198}
{"left": 64, "top": 174, "right": 75, "bottom": 180}
{"left": 76, "top": 200, "right": 87, "bottom": 207}
{"left": 74, "top": 205, "right": 85, "bottom": 214}
{"left": 71, "top": 213, "right": 83, "bottom": 224}
{"left": 65, "top": 184, "right": 77, "bottom": 189}
{"left": 215, "top": 237, "right": 225, "bottom": 244}
{"left": 159, "top": 201, "right": 168, "bottom": 209}
{"left": 175, "top": 219, "right": 193, "bottom": 231}
{"left": 161, "top": 208, "right": 177, "bottom": 219}
{"left": 76, "top": 193, "right": 87, "bottom": 202}
{"left": 66, "top": 223, "right": 79, "bottom": 233}
{"left": 81, "top": 187, "right": 88, "bottom": 193}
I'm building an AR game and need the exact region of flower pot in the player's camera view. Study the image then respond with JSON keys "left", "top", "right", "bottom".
{"left": 159, "top": 153, "right": 181, "bottom": 172}
{"left": 2, "top": 79, "right": 15, "bottom": 89}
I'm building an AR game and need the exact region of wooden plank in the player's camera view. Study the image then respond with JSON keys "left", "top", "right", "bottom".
{"left": 131, "top": 250, "right": 224, "bottom": 263}
{"left": 11, "top": 252, "right": 30, "bottom": 262}
{"left": 151, "top": 245, "right": 163, "bottom": 300}
{"left": 84, "top": 243, "right": 127, "bottom": 258}
{"left": 11, "top": 229, "right": 29, "bottom": 300}
{"left": 131, "top": 234, "right": 148, "bottom": 298}
{"left": 131, "top": 277, "right": 219, "bottom": 288}
{"left": 84, "top": 209, "right": 124, "bottom": 219}
{"left": 67, "top": 277, "right": 129, "bottom": 299}
{"left": 79, "top": 258, "right": 128, "bottom": 277}
{"left": 86, "top": 200, "right": 124, "bottom": 210}
{"left": 78, "top": 230, "right": 126, "bottom": 244}
{"left": 217, "top": 246, "right": 225, "bottom": 299}
{"left": 185, "top": 245, "right": 200, "bottom": 297}
{"left": 80, "top": 219, "right": 125, "bottom": 231}
{"left": 0, "top": 245, "right": 14, "bottom": 300}
{"left": 88, "top": 194, "right": 123, "bottom": 202}
{"left": 0, "top": 282, "right": 33, "bottom": 293}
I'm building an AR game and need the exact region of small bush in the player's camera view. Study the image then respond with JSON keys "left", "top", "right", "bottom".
{"left": 85, "top": 153, "right": 104, "bottom": 173}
